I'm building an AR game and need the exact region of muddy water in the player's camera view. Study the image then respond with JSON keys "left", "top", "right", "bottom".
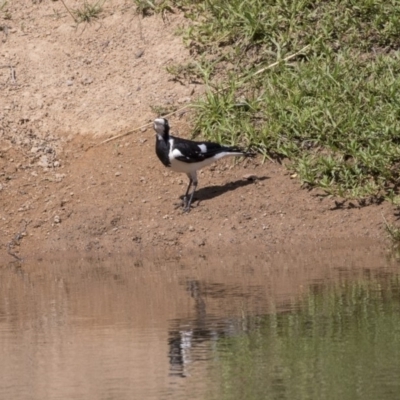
{"left": 1, "top": 242, "right": 400, "bottom": 400}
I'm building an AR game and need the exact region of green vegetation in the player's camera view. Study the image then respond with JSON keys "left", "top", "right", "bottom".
{"left": 208, "top": 276, "right": 400, "bottom": 400}
{"left": 74, "top": 0, "right": 105, "bottom": 23}
{"left": 132, "top": 0, "right": 173, "bottom": 17}
{"left": 382, "top": 212, "right": 400, "bottom": 244}
{"left": 60, "top": 0, "right": 105, "bottom": 23}
{"left": 0, "top": 0, "right": 11, "bottom": 19}
{"left": 147, "top": 0, "right": 400, "bottom": 203}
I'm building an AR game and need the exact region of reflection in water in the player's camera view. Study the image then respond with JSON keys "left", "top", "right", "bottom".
{"left": 168, "top": 279, "right": 260, "bottom": 379}
{"left": 1, "top": 244, "right": 400, "bottom": 400}
{"left": 168, "top": 280, "right": 205, "bottom": 378}
{"left": 209, "top": 276, "right": 400, "bottom": 400}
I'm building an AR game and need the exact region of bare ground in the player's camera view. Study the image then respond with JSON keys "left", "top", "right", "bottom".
{"left": 0, "top": 0, "right": 397, "bottom": 262}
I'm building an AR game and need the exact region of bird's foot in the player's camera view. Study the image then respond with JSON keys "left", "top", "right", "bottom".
{"left": 174, "top": 196, "right": 188, "bottom": 210}
{"left": 182, "top": 197, "right": 192, "bottom": 212}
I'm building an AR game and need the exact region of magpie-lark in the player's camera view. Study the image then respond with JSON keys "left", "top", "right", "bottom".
{"left": 154, "top": 118, "right": 255, "bottom": 212}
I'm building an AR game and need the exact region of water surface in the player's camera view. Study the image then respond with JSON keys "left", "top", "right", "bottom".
{"left": 1, "top": 243, "right": 400, "bottom": 399}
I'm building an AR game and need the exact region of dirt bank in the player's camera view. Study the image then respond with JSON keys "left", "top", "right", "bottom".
{"left": 0, "top": 1, "right": 396, "bottom": 262}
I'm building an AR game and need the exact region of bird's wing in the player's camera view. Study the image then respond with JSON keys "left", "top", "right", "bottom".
{"left": 171, "top": 138, "right": 238, "bottom": 163}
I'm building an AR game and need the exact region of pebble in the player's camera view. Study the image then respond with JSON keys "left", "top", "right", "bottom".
{"left": 82, "top": 76, "right": 93, "bottom": 85}
{"left": 189, "top": 225, "right": 195, "bottom": 232}
{"left": 115, "top": 172, "right": 121, "bottom": 176}
{"left": 135, "top": 49, "right": 145, "bottom": 58}
{"left": 55, "top": 173, "right": 66, "bottom": 182}
{"left": 54, "top": 215, "right": 61, "bottom": 224}
{"left": 178, "top": 96, "right": 191, "bottom": 104}
{"left": 38, "top": 155, "right": 49, "bottom": 168}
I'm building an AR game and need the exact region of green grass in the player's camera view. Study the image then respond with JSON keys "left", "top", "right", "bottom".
{"left": 60, "top": 0, "right": 106, "bottom": 23}
{"left": 132, "top": 0, "right": 173, "bottom": 17}
{"left": 148, "top": 0, "right": 400, "bottom": 203}
{"left": 382, "top": 212, "right": 400, "bottom": 245}
{"left": 208, "top": 275, "right": 400, "bottom": 400}
{"left": 74, "top": 0, "right": 105, "bottom": 23}
{"left": 0, "top": 0, "right": 11, "bottom": 19}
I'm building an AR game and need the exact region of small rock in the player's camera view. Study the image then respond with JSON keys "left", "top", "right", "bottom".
{"left": 195, "top": 238, "right": 205, "bottom": 246}
{"left": 178, "top": 97, "right": 191, "bottom": 104}
{"left": 135, "top": 49, "right": 145, "bottom": 58}
{"left": 30, "top": 146, "right": 39, "bottom": 153}
{"left": 38, "top": 155, "right": 49, "bottom": 168}
{"left": 66, "top": 80, "right": 73, "bottom": 86}
{"left": 53, "top": 161, "right": 60, "bottom": 167}
{"left": 54, "top": 215, "right": 61, "bottom": 224}
{"left": 189, "top": 225, "right": 195, "bottom": 232}
{"left": 243, "top": 174, "right": 257, "bottom": 181}
{"left": 82, "top": 76, "right": 93, "bottom": 85}
{"left": 55, "top": 173, "right": 66, "bottom": 182}
{"left": 115, "top": 171, "right": 121, "bottom": 177}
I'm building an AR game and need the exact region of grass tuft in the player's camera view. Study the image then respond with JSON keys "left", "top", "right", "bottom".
{"left": 74, "top": 0, "right": 105, "bottom": 23}
{"left": 159, "top": 0, "right": 400, "bottom": 204}
{"left": 382, "top": 213, "right": 400, "bottom": 245}
{"left": 59, "top": 0, "right": 105, "bottom": 23}
{"left": 0, "top": 0, "right": 11, "bottom": 19}
{"left": 132, "top": 0, "right": 173, "bottom": 17}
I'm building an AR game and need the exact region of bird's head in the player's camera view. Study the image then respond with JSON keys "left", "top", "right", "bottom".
{"left": 153, "top": 118, "right": 170, "bottom": 140}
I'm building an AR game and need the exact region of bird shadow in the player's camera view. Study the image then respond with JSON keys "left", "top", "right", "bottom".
{"left": 185, "top": 176, "right": 269, "bottom": 204}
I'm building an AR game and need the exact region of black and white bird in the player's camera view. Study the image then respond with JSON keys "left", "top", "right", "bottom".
{"left": 154, "top": 118, "right": 255, "bottom": 212}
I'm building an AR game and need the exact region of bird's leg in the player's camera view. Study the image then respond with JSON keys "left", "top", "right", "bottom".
{"left": 182, "top": 178, "right": 193, "bottom": 208}
{"left": 184, "top": 180, "right": 198, "bottom": 212}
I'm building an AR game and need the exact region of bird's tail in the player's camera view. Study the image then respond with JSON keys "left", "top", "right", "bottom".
{"left": 228, "top": 146, "right": 256, "bottom": 158}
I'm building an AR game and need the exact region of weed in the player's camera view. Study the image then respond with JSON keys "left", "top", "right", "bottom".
{"left": 0, "top": 0, "right": 11, "bottom": 19}
{"left": 382, "top": 213, "right": 400, "bottom": 244}
{"left": 59, "top": 0, "right": 105, "bottom": 24}
{"left": 166, "top": 62, "right": 201, "bottom": 84}
{"left": 132, "top": 0, "right": 173, "bottom": 17}
{"left": 74, "top": 0, "right": 105, "bottom": 23}
{"left": 133, "top": 0, "right": 156, "bottom": 16}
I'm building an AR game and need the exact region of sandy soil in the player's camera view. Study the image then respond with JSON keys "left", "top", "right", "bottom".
{"left": 0, "top": 0, "right": 397, "bottom": 262}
